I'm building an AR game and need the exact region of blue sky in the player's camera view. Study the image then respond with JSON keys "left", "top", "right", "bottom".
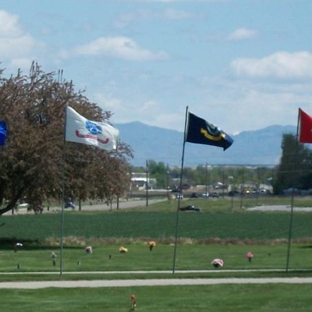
{"left": 0, "top": 0, "right": 311, "bottom": 135}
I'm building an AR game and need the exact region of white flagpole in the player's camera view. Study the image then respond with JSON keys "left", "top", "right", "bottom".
{"left": 172, "top": 106, "right": 189, "bottom": 274}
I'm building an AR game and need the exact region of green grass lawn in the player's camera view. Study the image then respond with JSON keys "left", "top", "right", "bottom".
{"left": 1, "top": 284, "right": 312, "bottom": 311}
{"left": 0, "top": 197, "right": 311, "bottom": 273}
{"left": 1, "top": 197, "right": 312, "bottom": 311}
{"left": 0, "top": 198, "right": 312, "bottom": 271}
{"left": 0, "top": 240, "right": 311, "bottom": 274}
{"left": 3, "top": 210, "right": 309, "bottom": 241}
{"left": 2, "top": 197, "right": 312, "bottom": 242}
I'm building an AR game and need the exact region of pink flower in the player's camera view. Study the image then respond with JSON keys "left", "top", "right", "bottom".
{"left": 246, "top": 251, "right": 254, "bottom": 258}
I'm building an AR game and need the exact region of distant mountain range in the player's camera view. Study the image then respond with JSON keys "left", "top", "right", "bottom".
{"left": 115, "top": 122, "right": 296, "bottom": 167}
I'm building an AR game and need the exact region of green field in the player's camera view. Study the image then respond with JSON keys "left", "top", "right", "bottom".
{"left": 0, "top": 197, "right": 311, "bottom": 272}
{"left": 1, "top": 197, "right": 312, "bottom": 311}
{"left": 2, "top": 197, "right": 312, "bottom": 242}
{"left": 2, "top": 284, "right": 312, "bottom": 311}
{"left": 1, "top": 243, "right": 312, "bottom": 273}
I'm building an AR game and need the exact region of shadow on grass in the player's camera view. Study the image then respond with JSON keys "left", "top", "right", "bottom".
{"left": 299, "top": 245, "right": 312, "bottom": 249}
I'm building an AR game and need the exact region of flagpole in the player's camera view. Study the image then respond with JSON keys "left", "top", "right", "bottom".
{"left": 60, "top": 105, "right": 68, "bottom": 276}
{"left": 146, "top": 160, "right": 149, "bottom": 207}
{"left": 59, "top": 105, "right": 120, "bottom": 275}
{"left": 172, "top": 106, "right": 189, "bottom": 274}
{"left": 286, "top": 108, "right": 300, "bottom": 272}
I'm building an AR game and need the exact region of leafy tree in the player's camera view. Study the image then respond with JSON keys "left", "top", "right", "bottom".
{"left": 274, "top": 133, "right": 312, "bottom": 194}
{"left": 131, "top": 162, "right": 275, "bottom": 193}
{"left": 147, "top": 160, "right": 168, "bottom": 188}
{"left": 0, "top": 63, "right": 132, "bottom": 215}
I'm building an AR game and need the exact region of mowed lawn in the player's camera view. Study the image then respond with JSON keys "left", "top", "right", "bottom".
{"left": 1, "top": 284, "right": 312, "bottom": 312}
{"left": 2, "top": 200, "right": 312, "bottom": 241}
{"left": 1, "top": 198, "right": 312, "bottom": 311}
{"left": 0, "top": 197, "right": 312, "bottom": 272}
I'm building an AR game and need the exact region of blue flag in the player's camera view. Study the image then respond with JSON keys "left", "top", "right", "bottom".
{"left": 186, "top": 112, "right": 233, "bottom": 151}
{"left": 0, "top": 121, "right": 7, "bottom": 145}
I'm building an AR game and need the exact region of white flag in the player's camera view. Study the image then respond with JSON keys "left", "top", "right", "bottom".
{"left": 65, "top": 106, "right": 119, "bottom": 151}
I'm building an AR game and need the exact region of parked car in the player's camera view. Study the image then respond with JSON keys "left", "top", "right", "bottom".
{"left": 179, "top": 205, "right": 201, "bottom": 212}
{"left": 17, "top": 202, "right": 29, "bottom": 209}
{"left": 65, "top": 200, "right": 76, "bottom": 209}
{"left": 175, "top": 193, "right": 183, "bottom": 199}
{"left": 202, "top": 192, "right": 209, "bottom": 198}
{"left": 191, "top": 192, "right": 198, "bottom": 198}
{"left": 210, "top": 192, "right": 220, "bottom": 198}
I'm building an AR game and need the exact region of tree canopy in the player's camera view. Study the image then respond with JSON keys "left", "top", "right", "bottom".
{"left": 274, "top": 133, "right": 312, "bottom": 194}
{"left": 0, "top": 63, "right": 132, "bottom": 215}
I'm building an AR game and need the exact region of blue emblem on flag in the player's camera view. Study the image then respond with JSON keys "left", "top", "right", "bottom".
{"left": 85, "top": 120, "right": 102, "bottom": 135}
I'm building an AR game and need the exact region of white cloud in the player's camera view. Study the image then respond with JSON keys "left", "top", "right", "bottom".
{"left": 151, "top": 112, "right": 185, "bottom": 131}
{"left": 114, "top": 10, "right": 150, "bottom": 28}
{"left": 162, "top": 8, "right": 196, "bottom": 20}
{"left": 0, "top": 10, "right": 36, "bottom": 59}
{"left": 141, "top": 100, "right": 158, "bottom": 111}
{"left": 0, "top": 10, "right": 45, "bottom": 70}
{"left": 94, "top": 93, "right": 122, "bottom": 111}
{"left": 0, "top": 34, "right": 37, "bottom": 59}
{"left": 114, "top": 8, "right": 197, "bottom": 28}
{"left": 9, "top": 58, "right": 34, "bottom": 71}
{"left": 57, "top": 48, "right": 70, "bottom": 60}
{"left": 71, "top": 36, "right": 169, "bottom": 61}
{"left": 0, "top": 10, "right": 22, "bottom": 37}
{"left": 231, "top": 51, "right": 312, "bottom": 79}
{"left": 205, "top": 28, "right": 257, "bottom": 42}
{"left": 94, "top": 92, "right": 184, "bottom": 130}
{"left": 228, "top": 28, "right": 257, "bottom": 41}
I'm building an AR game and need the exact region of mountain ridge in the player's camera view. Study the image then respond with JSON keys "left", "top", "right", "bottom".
{"left": 115, "top": 122, "right": 296, "bottom": 167}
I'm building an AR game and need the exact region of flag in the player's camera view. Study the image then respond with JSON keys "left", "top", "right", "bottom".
{"left": 298, "top": 108, "right": 312, "bottom": 143}
{"left": 186, "top": 112, "right": 233, "bottom": 150}
{"left": 65, "top": 106, "right": 119, "bottom": 151}
{"left": 0, "top": 121, "right": 7, "bottom": 146}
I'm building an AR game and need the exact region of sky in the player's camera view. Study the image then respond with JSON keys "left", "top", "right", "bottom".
{"left": 0, "top": 0, "right": 311, "bottom": 135}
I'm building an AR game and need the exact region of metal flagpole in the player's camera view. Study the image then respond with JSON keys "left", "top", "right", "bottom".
{"left": 286, "top": 109, "right": 300, "bottom": 272}
{"left": 172, "top": 106, "right": 189, "bottom": 274}
{"left": 60, "top": 105, "right": 68, "bottom": 276}
{"left": 146, "top": 160, "right": 149, "bottom": 207}
{"left": 286, "top": 188, "right": 295, "bottom": 272}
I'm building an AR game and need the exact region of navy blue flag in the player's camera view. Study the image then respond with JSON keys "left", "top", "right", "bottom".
{"left": 0, "top": 121, "right": 7, "bottom": 146}
{"left": 186, "top": 112, "right": 233, "bottom": 150}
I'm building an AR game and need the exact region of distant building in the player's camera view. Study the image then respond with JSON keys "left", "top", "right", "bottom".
{"left": 130, "top": 173, "right": 157, "bottom": 191}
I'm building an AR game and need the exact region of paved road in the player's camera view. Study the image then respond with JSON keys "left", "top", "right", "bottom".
{"left": 5, "top": 198, "right": 165, "bottom": 216}
{"left": 8, "top": 202, "right": 312, "bottom": 216}
{"left": 1, "top": 277, "right": 312, "bottom": 289}
{"left": 247, "top": 205, "right": 312, "bottom": 212}
{"left": 0, "top": 269, "right": 311, "bottom": 289}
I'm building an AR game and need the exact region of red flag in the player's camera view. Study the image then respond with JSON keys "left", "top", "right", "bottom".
{"left": 299, "top": 108, "right": 312, "bottom": 143}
